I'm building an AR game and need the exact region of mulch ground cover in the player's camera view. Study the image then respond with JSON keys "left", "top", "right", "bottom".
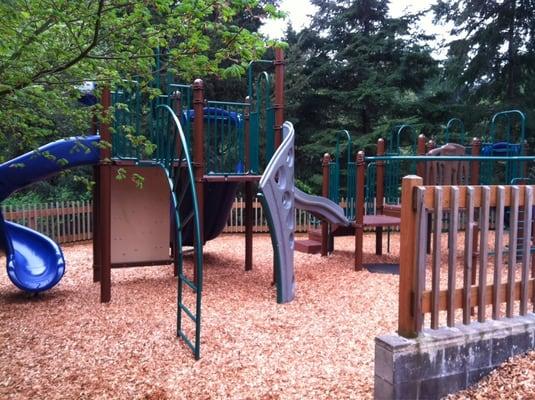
{"left": 0, "top": 233, "right": 533, "bottom": 399}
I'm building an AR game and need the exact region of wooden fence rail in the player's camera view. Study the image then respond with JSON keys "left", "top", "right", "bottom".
{"left": 1, "top": 201, "right": 93, "bottom": 244}
{"left": 1, "top": 198, "right": 322, "bottom": 244}
{"left": 399, "top": 176, "right": 535, "bottom": 337}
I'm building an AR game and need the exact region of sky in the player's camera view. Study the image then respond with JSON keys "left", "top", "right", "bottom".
{"left": 260, "top": 0, "right": 452, "bottom": 56}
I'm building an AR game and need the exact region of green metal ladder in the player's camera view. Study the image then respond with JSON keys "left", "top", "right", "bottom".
{"left": 155, "top": 104, "right": 203, "bottom": 360}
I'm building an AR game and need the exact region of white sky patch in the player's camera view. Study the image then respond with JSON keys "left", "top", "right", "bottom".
{"left": 260, "top": 0, "right": 318, "bottom": 39}
{"left": 260, "top": 0, "right": 453, "bottom": 58}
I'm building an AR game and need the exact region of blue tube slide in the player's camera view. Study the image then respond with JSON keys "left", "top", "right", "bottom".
{"left": 0, "top": 136, "right": 100, "bottom": 292}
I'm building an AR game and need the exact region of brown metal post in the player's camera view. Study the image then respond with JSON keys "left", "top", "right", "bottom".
{"left": 398, "top": 175, "right": 423, "bottom": 337}
{"left": 470, "top": 137, "right": 481, "bottom": 296}
{"left": 274, "top": 48, "right": 285, "bottom": 149}
{"left": 426, "top": 139, "right": 436, "bottom": 153}
{"left": 375, "top": 139, "right": 385, "bottom": 255}
{"left": 244, "top": 183, "right": 254, "bottom": 271}
{"left": 416, "top": 134, "right": 426, "bottom": 178}
{"left": 172, "top": 90, "right": 182, "bottom": 116}
{"left": 470, "top": 137, "right": 481, "bottom": 185}
{"left": 244, "top": 97, "right": 253, "bottom": 271}
{"left": 92, "top": 165, "right": 101, "bottom": 282}
{"left": 424, "top": 137, "right": 434, "bottom": 254}
{"left": 193, "top": 79, "right": 205, "bottom": 281}
{"left": 355, "top": 151, "right": 366, "bottom": 270}
{"left": 321, "top": 153, "right": 331, "bottom": 256}
{"left": 99, "top": 87, "right": 112, "bottom": 303}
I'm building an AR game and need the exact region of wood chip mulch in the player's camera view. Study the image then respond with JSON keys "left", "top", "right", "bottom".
{"left": 0, "top": 233, "right": 533, "bottom": 399}
{"left": 446, "top": 350, "right": 535, "bottom": 400}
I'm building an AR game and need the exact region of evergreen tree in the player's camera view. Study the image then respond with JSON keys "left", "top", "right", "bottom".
{"left": 285, "top": 0, "right": 437, "bottom": 190}
{"left": 433, "top": 0, "right": 535, "bottom": 107}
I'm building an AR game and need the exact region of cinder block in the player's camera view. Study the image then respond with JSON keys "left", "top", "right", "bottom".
{"left": 393, "top": 350, "right": 444, "bottom": 383}
{"left": 419, "top": 372, "right": 466, "bottom": 400}
{"left": 375, "top": 341, "right": 394, "bottom": 383}
{"left": 491, "top": 335, "right": 513, "bottom": 366}
{"left": 374, "top": 375, "right": 394, "bottom": 400}
{"left": 392, "top": 380, "right": 419, "bottom": 400}
{"left": 467, "top": 367, "right": 494, "bottom": 387}
{"left": 443, "top": 345, "right": 467, "bottom": 372}
{"left": 374, "top": 316, "right": 535, "bottom": 399}
{"left": 510, "top": 331, "right": 533, "bottom": 356}
{"left": 464, "top": 339, "right": 492, "bottom": 370}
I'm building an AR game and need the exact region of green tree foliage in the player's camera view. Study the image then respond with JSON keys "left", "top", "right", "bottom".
{"left": 0, "top": 0, "right": 281, "bottom": 202}
{"left": 0, "top": 0, "right": 281, "bottom": 153}
{"left": 285, "top": 0, "right": 437, "bottom": 190}
{"left": 433, "top": 0, "right": 535, "bottom": 104}
{"left": 432, "top": 0, "right": 535, "bottom": 141}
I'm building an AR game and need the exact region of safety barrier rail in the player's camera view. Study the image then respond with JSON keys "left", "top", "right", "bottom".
{"left": 399, "top": 176, "right": 535, "bottom": 337}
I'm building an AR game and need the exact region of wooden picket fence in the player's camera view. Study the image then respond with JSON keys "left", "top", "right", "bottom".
{"left": 1, "top": 197, "right": 321, "bottom": 244}
{"left": 1, "top": 201, "right": 93, "bottom": 244}
{"left": 399, "top": 176, "right": 535, "bottom": 337}
{"left": 223, "top": 197, "right": 319, "bottom": 233}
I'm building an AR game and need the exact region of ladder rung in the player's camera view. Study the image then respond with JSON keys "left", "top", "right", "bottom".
{"left": 179, "top": 303, "right": 197, "bottom": 322}
{"left": 178, "top": 330, "right": 196, "bottom": 352}
{"left": 180, "top": 274, "right": 197, "bottom": 291}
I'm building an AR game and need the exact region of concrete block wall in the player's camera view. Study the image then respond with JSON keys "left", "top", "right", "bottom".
{"left": 374, "top": 314, "right": 535, "bottom": 399}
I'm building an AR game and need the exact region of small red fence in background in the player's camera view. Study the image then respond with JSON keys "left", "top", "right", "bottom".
{"left": 399, "top": 176, "right": 535, "bottom": 337}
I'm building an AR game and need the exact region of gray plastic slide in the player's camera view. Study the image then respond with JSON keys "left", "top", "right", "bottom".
{"left": 294, "top": 187, "right": 351, "bottom": 227}
{"left": 259, "top": 121, "right": 296, "bottom": 304}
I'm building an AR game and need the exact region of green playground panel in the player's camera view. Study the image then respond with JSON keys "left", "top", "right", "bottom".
{"left": 327, "top": 130, "right": 356, "bottom": 219}
{"left": 480, "top": 110, "right": 527, "bottom": 185}
{"left": 248, "top": 67, "right": 275, "bottom": 174}
{"left": 204, "top": 100, "right": 247, "bottom": 174}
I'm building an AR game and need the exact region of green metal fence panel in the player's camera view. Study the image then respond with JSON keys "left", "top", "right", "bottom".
{"left": 111, "top": 81, "right": 142, "bottom": 159}
{"left": 204, "top": 101, "right": 247, "bottom": 174}
{"left": 480, "top": 110, "right": 527, "bottom": 184}
{"left": 366, "top": 162, "right": 377, "bottom": 214}
{"left": 328, "top": 161, "right": 339, "bottom": 204}
{"left": 248, "top": 69, "right": 274, "bottom": 173}
{"left": 249, "top": 112, "right": 260, "bottom": 172}
{"left": 346, "top": 161, "right": 356, "bottom": 220}
{"left": 442, "top": 118, "right": 466, "bottom": 145}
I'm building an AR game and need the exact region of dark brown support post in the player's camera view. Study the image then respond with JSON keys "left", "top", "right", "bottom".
{"left": 398, "top": 175, "right": 423, "bottom": 337}
{"left": 99, "top": 87, "right": 112, "bottom": 303}
{"left": 274, "top": 48, "right": 285, "bottom": 149}
{"left": 375, "top": 139, "right": 385, "bottom": 255}
{"left": 172, "top": 90, "right": 182, "bottom": 116}
{"left": 92, "top": 165, "right": 101, "bottom": 282}
{"left": 355, "top": 151, "right": 366, "bottom": 270}
{"left": 193, "top": 79, "right": 205, "bottom": 281}
{"left": 244, "top": 97, "right": 253, "bottom": 271}
{"left": 424, "top": 137, "right": 435, "bottom": 254}
{"left": 245, "top": 183, "right": 254, "bottom": 271}
{"left": 470, "top": 138, "right": 481, "bottom": 184}
{"left": 321, "top": 153, "right": 331, "bottom": 256}
{"left": 470, "top": 137, "right": 481, "bottom": 302}
{"left": 91, "top": 114, "right": 98, "bottom": 135}
{"left": 416, "top": 134, "right": 426, "bottom": 178}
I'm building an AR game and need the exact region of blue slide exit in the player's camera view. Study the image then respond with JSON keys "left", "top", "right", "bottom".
{"left": 0, "top": 136, "right": 100, "bottom": 292}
